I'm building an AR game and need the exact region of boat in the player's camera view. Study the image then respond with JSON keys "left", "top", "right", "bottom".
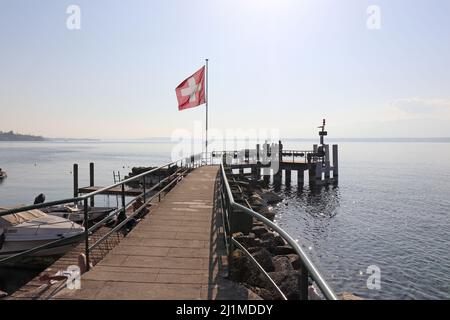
{"left": 0, "top": 169, "right": 6, "bottom": 179}
{"left": 0, "top": 208, "right": 84, "bottom": 261}
{"left": 42, "top": 204, "right": 117, "bottom": 224}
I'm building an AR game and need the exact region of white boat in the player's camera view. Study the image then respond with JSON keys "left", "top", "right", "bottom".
{"left": 0, "top": 208, "right": 84, "bottom": 261}
{"left": 43, "top": 204, "right": 116, "bottom": 224}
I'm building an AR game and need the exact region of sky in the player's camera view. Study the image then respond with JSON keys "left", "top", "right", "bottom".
{"left": 0, "top": 0, "right": 449, "bottom": 139}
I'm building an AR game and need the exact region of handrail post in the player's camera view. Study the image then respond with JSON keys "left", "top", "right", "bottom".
{"left": 158, "top": 174, "right": 161, "bottom": 202}
{"left": 84, "top": 198, "right": 90, "bottom": 271}
{"left": 73, "top": 164, "right": 78, "bottom": 204}
{"left": 142, "top": 176, "right": 146, "bottom": 202}
{"left": 89, "top": 162, "right": 95, "bottom": 207}
{"left": 121, "top": 183, "right": 126, "bottom": 213}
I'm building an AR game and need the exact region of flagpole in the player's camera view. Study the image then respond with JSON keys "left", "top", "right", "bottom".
{"left": 205, "top": 58, "right": 209, "bottom": 164}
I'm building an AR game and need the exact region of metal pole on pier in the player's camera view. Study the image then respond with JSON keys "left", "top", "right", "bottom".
{"left": 205, "top": 58, "right": 209, "bottom": 164}
{"left": 89, "top": 162, "right": 95, "bottom": 207}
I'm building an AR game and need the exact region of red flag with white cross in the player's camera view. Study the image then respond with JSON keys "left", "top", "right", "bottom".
{"left": 175, "top": 66, "right": 206, "bottom": 111}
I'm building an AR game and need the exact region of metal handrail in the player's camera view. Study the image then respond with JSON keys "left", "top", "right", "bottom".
{"left": 0, "top": 158, "right": 185, "bottom": 217}
{"left": 219, "top": 163, "right": 338, "bottom": 300}
{"left": 0, "top": 154, "right": 203, "bottom": 265}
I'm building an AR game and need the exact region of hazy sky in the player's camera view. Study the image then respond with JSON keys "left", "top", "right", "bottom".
{"left": 1, "top": 0, "right": 449, "bottom": 139}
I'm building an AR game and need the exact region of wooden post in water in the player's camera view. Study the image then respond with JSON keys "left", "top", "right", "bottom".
{"left": 256, "top": 144, "right": 260, "bottom": 162}
{"left": 251, "top": 165, "right": 257, "bottom": 178}
{"left": 274, "top": 168, "right": 282, "bottom": 187}
{"left": 332, "top": 144, "right": 339, "bottom": 183}
{"left": 73, "top": 164, "right": 79, "bottom": 199}
{"left": 89, "top": 162, "right": 95, "bottom": 207}
{"left": 324, "top": 145, "right": 330, "bottom": 182}
{"left": 297, "top": 169, "right": 304, "bottom": 187}
{"left": 309, "top": 164, "right": 316, "bottom": 187}
{"left": 285, "top": 169, "right": 291, "bottom": 186}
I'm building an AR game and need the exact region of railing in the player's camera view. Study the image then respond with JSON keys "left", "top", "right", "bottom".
{"left": 281, "top": 150, "right": 316, "bottom": 163}
{"left": 218, "top": 162, "right": 338, "bottom": 300}
{"left": 0, "top": 154, "right": 205, "bottom": 266}
{"left": 212, "top": 149, "right": 318, "bottom": 165}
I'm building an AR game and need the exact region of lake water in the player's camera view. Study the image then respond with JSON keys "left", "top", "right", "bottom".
{"left": 0, "top": 140, "right": 449, "bottom": 299}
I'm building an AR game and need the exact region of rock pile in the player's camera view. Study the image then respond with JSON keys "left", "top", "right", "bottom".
{"left": 233, "top": 177, "right": 282, "bottom": 221}
{"left": 229, "top": 223, "right": 306, "bottom": 300}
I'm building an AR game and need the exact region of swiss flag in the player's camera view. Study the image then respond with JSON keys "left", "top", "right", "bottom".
{"left": 175, "top": 66, "right": 206, "bottom": 111}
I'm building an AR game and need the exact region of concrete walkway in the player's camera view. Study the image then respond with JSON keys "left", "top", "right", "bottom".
{"left": 55, "top": 165, "right": 256, "bottom": 300}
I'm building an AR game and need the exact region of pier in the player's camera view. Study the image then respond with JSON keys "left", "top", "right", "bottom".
{"left": 54, "top": 166, "right": 254, "bottom": 300}
{"left": 1, "top": 140, "right": 339, "bottom": 300}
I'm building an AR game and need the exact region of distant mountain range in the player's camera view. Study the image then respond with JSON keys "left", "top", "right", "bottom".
{"left": 0, "top": 131, "right": 45, "bottom": 141}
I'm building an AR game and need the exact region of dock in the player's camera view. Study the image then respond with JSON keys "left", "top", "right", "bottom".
{"left": 53, "top": 166, "right": 256, "bottom": 300}
{"left": 1, "top": 134, "right": 340, "bottom": 300}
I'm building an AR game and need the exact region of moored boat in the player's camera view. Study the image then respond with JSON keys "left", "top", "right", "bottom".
{"left": 42, "top": 204, "right": 116, "bottom": 224}
{"left": 0, "top": 208, "right": 84, "bottom": 262}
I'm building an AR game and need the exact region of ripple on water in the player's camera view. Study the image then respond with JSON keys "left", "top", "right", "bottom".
{"left": 274, "top": 160, "right": 450, "bottom": 299}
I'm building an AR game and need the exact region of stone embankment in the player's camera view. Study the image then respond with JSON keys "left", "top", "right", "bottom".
{"left": 226, "top": 175, "right": 319, "bottom": 300}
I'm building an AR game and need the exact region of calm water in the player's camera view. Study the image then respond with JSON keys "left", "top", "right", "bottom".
{"left": 0, "top": 140, "right": 449, "bottom": 299}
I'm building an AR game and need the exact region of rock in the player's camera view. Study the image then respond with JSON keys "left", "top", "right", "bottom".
{"left": 229, "top": 250, "right": 267, "bottom": 288}
{"left": 252, "top": 287, "right": 281, "bottom": 300}
{"left": 248, "top": 179, "right": 268, "bottom": 189}
{"left": 309, "top": 285, "right": 322, "bottom": 300}
{"left": 260, "top": 191, "right": 282, "bottom": 204}
{"left": 0, "top": 290, "right": 7, "bottom": 298}
{"left": 234, "top": 234, "right": 258, "bottom": 248}
{"left": 286, "top": 254, "right": 301, "bottom": 270}
{"left": 253, "top": 220, "right": 265, "bottom": 227}
{"left": 249, "top": 194, "right": 265, "bottom": 208}
{"left": 272, "top": 256, "right": 294, "bottom": 272}
{"left": 267, "top": 270, "right": 302, "bottom": 300}
{"left": 270, "top": 245, "right": 296, "bottom": 255}
{"left": 260, "top": 239, "right": 276, "bottom": 251}
{"left": 252, "top": 248, "right": 275, "bottom": 272}
{"left": 258, "top": 206, "right": 275, "bottom": 220}
{"left": 232, "top": 232, "right": 244, "bottom": 238}
{"left": 259, "top": 232, "right": 275, "bottom": 241}
{"left": 246, "top": 247, "right": 263, "bottom": 254}
{"left": 229, "top": 249, "right": 250, "bottom": 282}
{"left": 251, "top": 226, "right": 268, "bottom": 237}
{"left": 273, "top": 235, "right": 285, "bottom": 246}
{"left": 341, "top": 292, "right": 364, "bottom": 300}
{"left": 236, "top": 180, "right": 250, "bottom": 187}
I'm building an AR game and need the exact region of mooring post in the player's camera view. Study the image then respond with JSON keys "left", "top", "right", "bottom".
{"left": 332, "top": 144, "right": 339, "bottom": 182}
{"left": 309, "top": 165, "right": 316, "bottom": 187}
{"left": 256, "top": 144, "right": 260, "bottom": 162}
{"left": 313, "top": 144, "right": 318, "bottom": 163}
{"left": 274, "top": 168, "right": 282, "bottom": 187}
{"left": 89, "top": 162, "right": 95, "bottom": 207}
{"left": 73, "top": 163, "right": 79, "bottom": 199}
{"left": 297, "top": 169, "right": 304, "bottom": 187}
{"left": 251, "top": 165, "right": 257, "bottom": 178}
{"left": 324, "top": 145, "right": 330, "bottom": 182}
{"left": 285, "top": 169, "right": 291, "bottom": 186}
{"left": 278, "top": 140, "right": 283, "bottom": 163}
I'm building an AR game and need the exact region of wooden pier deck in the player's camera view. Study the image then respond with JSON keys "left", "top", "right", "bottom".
{"left": 54, "top": 166, "right": 257, "bottom": 300}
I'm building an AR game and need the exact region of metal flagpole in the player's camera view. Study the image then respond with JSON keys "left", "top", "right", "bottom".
{"left": 205, "top": 58, "right": 209, "bottom": 164}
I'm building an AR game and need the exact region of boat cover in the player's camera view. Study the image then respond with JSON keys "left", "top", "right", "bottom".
{"left": 0, "top": 207, "right": 47, "bottom": 227}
